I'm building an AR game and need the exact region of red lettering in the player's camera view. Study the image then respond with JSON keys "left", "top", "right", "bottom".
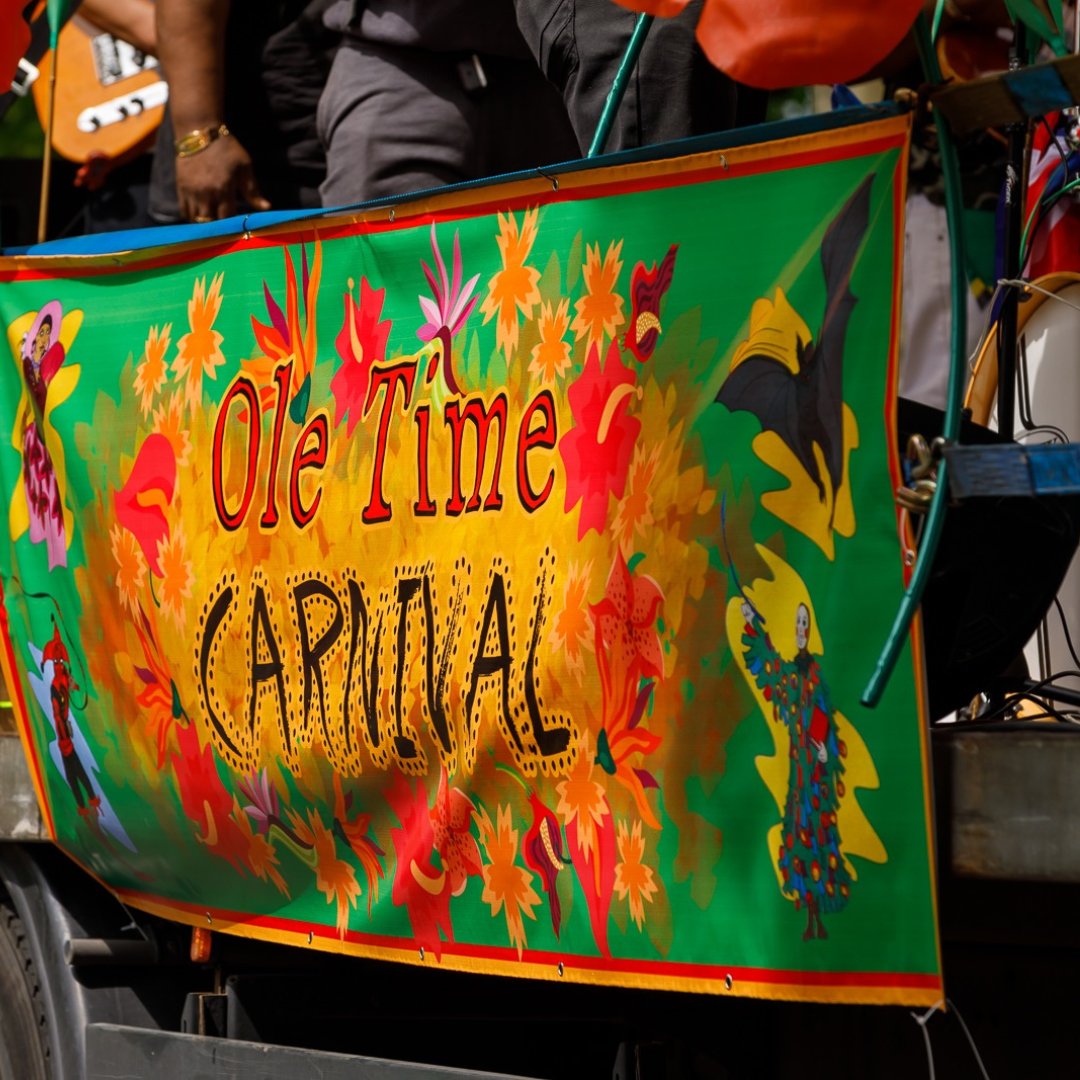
{"left": 260, "top": 360, "right": 293, "bottom": 529}
{"left": 516, "top": 390, "right": 557, "bottom": 513}
{"left": 212, "top": 377, "right": 261, "bottom": 531}
{"left": 444, "top": 393, "right": 508, "bottom": 516}
{"left": 290, "top": 412, "right": 328, "bottom": 529}
{"left": 363, "top": 362, "right": 417, "bottom": 524}
{"left": 413, "top": 404, "right": 436, "bottom": 516}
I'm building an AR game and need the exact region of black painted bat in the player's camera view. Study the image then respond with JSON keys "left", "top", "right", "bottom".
{"left": 716, "top": 176, "right": 873, "bottom": 520}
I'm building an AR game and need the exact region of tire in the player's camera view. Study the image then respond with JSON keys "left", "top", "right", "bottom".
{"left": 0, "top": 898, "right": 49, "bottom": 1080}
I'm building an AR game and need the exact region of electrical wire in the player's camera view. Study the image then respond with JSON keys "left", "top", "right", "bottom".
{"left": 946, "top": 998, "right": 992, "bottom": 1080}
{"left": 1039, "top": 115, "right": 1071, "bottom": 177}
{"left": 944, "top": 668, "right": 1080, "bottom": 727}
{"left": 1018, "top": 176, "right": 1080, "bottom": 267}
{"left": 1053, "top": 596, "right": 1080, "bottom": 668}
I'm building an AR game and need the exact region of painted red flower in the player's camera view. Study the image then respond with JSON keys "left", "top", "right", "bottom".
{"left": 559, "top": 340, "right": 641, "bottom": 540}
{"left": 171, "top": 721, "right": 246, "bottom": 871}
{"left": 590, "top": 552, "right": 666, "bottom": 828}
{"left": 430, "top": 767, "right": 482, "bottom": 897}
{"left": 591, "top": 549, "right": 664, "bottom": 684}
{"left": 522, "top": 790, "right": 568, "bottom": 940}
{"left": 386, "top": 775, "right": 453, "bottom": 959}
{"left": 113, "top": 433, "right": 176, "bottom": 577}
{"left": 331, "top": 277, "right": 392, "bottom": 436}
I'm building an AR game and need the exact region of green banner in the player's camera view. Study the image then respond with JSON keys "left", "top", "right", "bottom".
{"left": 0, "top": 113, "right": 940, "bottom": 1003}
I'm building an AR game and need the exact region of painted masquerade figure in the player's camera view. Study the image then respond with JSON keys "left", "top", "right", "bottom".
{"left": 20, "top": 301, "right": 69, "bottom": 569}
{"left": 740, "top": 600, "right": 852, "bottom": 940}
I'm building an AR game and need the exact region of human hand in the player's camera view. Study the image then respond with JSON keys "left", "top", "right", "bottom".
{"left": 811, "top": 737, "right": 827, "bottom": 764}
{"left": 740, "top": 600, "right": 755, "bottom": 625}
{"left": 176, "top": 136, "right": 271, "bottom": 222}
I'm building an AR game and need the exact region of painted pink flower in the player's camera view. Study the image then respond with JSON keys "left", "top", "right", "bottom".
{"left": 559, "top": 340, "right": 641, "bottom": 539}
{"left": 417, "top": 224, "right": 479, "bottom": 396}
{"left": 331, "top": 277, "right": 392, "bottom": 436}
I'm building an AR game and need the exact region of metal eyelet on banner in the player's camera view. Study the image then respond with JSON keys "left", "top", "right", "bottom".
{"left": 536, "top": 167, "right": 559, "bottom": 192}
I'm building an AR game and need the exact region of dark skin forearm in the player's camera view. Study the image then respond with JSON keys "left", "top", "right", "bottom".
{"left": 155, "top": 0, "right": 269, "bottom": 220}
{"left": 79, "top": 0, "right": 157, "bottom": 56}
{"left": 156, "top": 0, "right": 228, "bottom": 135}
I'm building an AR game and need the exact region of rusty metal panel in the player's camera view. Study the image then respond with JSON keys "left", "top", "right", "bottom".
{"left": 0, "top": 734, "right": 45, "bottom": 840}
{"left": 943, "top": 729, "right": 1080, "bottom": 882}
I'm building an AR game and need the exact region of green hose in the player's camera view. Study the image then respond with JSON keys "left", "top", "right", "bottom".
{"left": 861, "top": 14, "right": 967, "bottom": 706}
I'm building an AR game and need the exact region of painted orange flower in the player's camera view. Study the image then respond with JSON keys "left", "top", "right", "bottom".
{"left": 333, "top": 773, "right": 385, "bottom": 917}
{"left": 232, "top": 799, "right": 288, "bottom": 896}
{"left": 110, "top": 522, "right": 146, "bottom": 614}
{"left": 556, "top": 732, "right": 610, "bottom": 863}
{"left": 152, "top": 391, "right": 193, "bottom": 469}
{"left": 173, "top": 272, "right": 225, "bottom": 407}
{"left": 529, "top": 298, "right": 572, "bottom": 383}
{"left": 572, "top": 240, "right": 625, "bottom": 351}
{"left": 133, "top": 323, "right": 171, "bottom": 416}
{"left": 481, "top": 208, "right": 541, "bottom": 360}
{"left": 549, "top": 559, "right": 594, "bottom": 681}
{"left": 156, "top": 522, "right": 193, "bottom": 627}
{"left": 611, "top": 442, "right": 660, "bottom": 551}
{"left": 558, "top": 732, "right": 618, "bottom": 957}
{"left": 477, "top": 804, "right": 541, "bottom": 958}
{"left": 249, "top": 244, "right": 322, "bottom": 411}
{"left": 299, "top": 807, "right": 361, "bottom": 938}
{"left": 130, "top": 602, "right": 188, "bottom": 767}
{"left": 614, "top": 818, "right": 657, "bottom": 930}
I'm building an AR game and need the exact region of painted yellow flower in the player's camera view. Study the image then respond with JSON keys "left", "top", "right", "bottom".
{"left": 614, "top": 818, "right": 657, "bottom": 930}
{"left": 110, "top": 522, "right": 146, "bottom": 614}
{"left": 481, "top": 208, "right": 541, "bottom": 360}
{"left": 611, "top": 442, "right": 660, "bottom": 552}
{"left": 556, "top": 733, "right": 609, "bottom": 863}
{"left": 549, "top": 559, "right": 594, "bottom": 681}
{"left": 156, "top": 522, "right": 193, "bottom": 627}
{"left": 133, "top": 323, "right": 171, "bottom": 417}
{"left": 529, "top": 298, "right": 572, "bottom": 383}
{"left": 572, "top": 240, "right": 624, "bottom": 351}
{"left": 152, "top": 391, "right": 193, "bottom": 469}
{"left": 173, "top": 272, "right": 225, "bottom": 407}
{"left": 477, "top": 804, "right": 540, "bottom": 958}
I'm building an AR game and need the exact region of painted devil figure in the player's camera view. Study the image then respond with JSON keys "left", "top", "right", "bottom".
{"left": 739, "top": 599, "right": 852, "bottom": 940}
{"left": 42, "top": 620, "right": 98, "bottom": 816}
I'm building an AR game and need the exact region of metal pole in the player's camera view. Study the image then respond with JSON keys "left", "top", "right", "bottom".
{"left": 587, "top": 14, "right": 655, "bottom": 158}
{"left": 36, "top": 45, "right": 59, "bottom": 244}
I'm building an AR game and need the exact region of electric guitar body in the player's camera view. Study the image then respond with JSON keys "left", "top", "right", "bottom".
{"left": 31, "top": 15, "right": 166, "bottom": 163}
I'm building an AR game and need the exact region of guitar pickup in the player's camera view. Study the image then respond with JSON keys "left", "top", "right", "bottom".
{"left": 77, "top": 79, "right": 168, "bottom": 132}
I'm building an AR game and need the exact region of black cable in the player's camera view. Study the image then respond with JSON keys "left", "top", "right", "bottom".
{"left": 1039, "top": 115, "right": 1071, "bottom": 180}
{"left": 1015, "top": 424, "right": 1070, "bottom": 443}
{"left": 940, "top": 668, "right": 1080, "bottom": 726}
{"left": 1053, "top": 596, "right": 1080, "bottom": 669}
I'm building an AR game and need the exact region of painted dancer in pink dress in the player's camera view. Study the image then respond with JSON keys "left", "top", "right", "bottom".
{"left": 20, "top": 300, "right": 68, "bottom": 569}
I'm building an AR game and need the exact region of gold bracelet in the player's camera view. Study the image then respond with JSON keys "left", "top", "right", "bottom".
{"left": 174, "top": 123, "right": 231, "bottom": 159}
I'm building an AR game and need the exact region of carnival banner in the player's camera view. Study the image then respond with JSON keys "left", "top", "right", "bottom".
{"left": 0, "top": 112, "right": 941, "bottom": 1004}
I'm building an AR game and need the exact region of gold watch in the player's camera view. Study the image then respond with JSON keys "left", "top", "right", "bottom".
{"left": 174, "top": 123, "right": 231, "bottom": 159}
